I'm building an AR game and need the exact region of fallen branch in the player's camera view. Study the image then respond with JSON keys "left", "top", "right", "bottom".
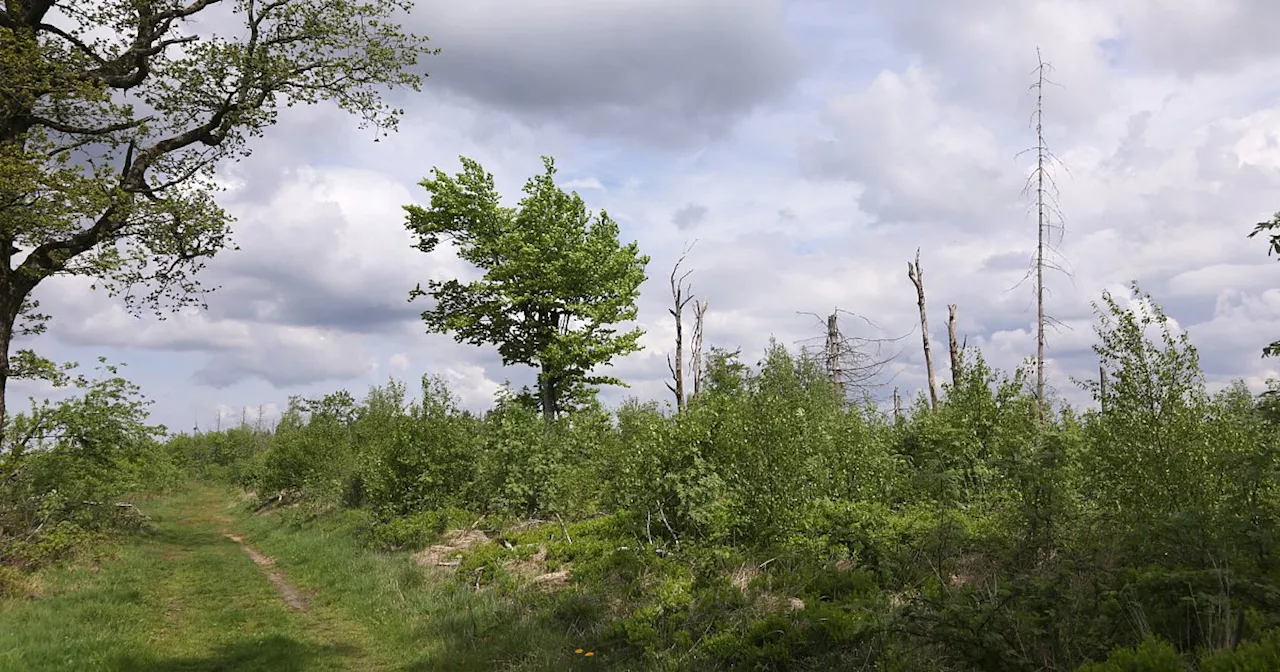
{"left": 556, "top": 513, "right": 572, "bottom": 544}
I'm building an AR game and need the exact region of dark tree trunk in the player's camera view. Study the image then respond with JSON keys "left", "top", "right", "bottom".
{"left": 538, "top": 363, "right": 556, "bottom": 425}
{"left": 0, "top": 272, "right": 23, "bottom": 446}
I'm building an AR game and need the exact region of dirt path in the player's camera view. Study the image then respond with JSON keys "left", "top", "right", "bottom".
{"left": 223, "top": 532, "right": 310, "bottom": 611}
{"left": 0, "top": 485, "right": 385, "bottom": 671}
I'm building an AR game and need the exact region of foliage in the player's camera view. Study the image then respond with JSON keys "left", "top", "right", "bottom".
{"left": 1, "top": 359, "right": 170, "bottom": 570}
{"left": 1249, "top": 211, "right": 1280, "bottom": 356}
{"left": 20, "top": 281, "right": 1280, "bottom": 670}
{"left": 0, "top": 0, "right": 434, "bottom": 435}
{"left": 404, "top": 156, "right": 650, "bottom": 422}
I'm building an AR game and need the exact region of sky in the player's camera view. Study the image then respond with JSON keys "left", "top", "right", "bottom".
{"left": 14, "top": 0, "right": 1280, "bottom": 432}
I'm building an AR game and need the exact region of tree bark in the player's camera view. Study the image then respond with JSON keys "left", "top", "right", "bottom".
{"left": 538, "top": 363, "right": 557, "bottom": 424}
{"left": 825, "top": 312, "right": 844, "bottom": 397}
{"left": 907, "top": 249, "right": 939, "bottom": 411}
{"left": 691, "top": 299, "right": 707, "bottom": 399}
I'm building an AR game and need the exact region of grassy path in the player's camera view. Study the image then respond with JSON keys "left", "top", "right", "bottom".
{"left": 0, "top": 485, "right": 600, "bottom": 671}
{"left": 0, "top": 486, "right": 383, "bottom": 671}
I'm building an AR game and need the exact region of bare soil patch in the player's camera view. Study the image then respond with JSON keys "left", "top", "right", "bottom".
{"left": 412, "top": 529, "right": 491, "bottom": 569}
{"left": 223, "top": 532, "right": 309, "bottom": 611}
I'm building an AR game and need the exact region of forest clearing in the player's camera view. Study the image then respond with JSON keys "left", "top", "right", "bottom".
{"left": 5, "top": 1, "right": 1280, "bottom": 670}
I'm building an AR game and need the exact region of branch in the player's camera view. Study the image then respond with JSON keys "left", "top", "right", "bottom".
{"left": 30, "top": 113, "right": 152, "bottom": 138}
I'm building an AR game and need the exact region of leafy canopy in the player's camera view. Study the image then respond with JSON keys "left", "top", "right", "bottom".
{"left": 1250, "top": 211, "right": 1280, "bottom": 356}
{"left": 0, "top": 0, "right": 433, "bottom": 391}
{"left": 404, "top": 156, "right": 650, "bottom": 419}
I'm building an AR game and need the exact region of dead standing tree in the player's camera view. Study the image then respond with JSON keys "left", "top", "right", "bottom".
{"left": 1015, "top": 47, "right": 1072, "bottom": 419}
{"left": 691, "top": 299, "right": 709, "bottom": 398}
{"left": 907, "top": 249, "right": 939, "bottom": 411}
{"left": 947, "top": 304, "right": 962, "bottom": 389}
{"left": 666, "top": 245, "right": 696, "bottom": 412}
{"left": 797, "top": 309, "right": 904, "bottom": 401}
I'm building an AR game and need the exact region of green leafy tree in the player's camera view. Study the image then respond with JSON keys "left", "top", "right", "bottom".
{"left": 404, "top": 156, "right": 650, "bottom": 423}
{"left": 1249, "top": 212, "right": 1280, "bottom": 356}
{"left": 0, "top": 0, "right": 435, "bottom": 432}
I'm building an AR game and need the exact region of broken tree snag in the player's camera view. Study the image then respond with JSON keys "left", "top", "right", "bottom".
{"left": 893, "top": 387, "right": 902, "bottom": 423}
{"left": 947, "top": 303, "right": 961, "bottom": 390}
{"left": 907, "top": 248, "right": 939, "bottom": 411}
{"left": 797, "top": 308, "right": 902, "bottom": 401}
{"left": 665, "top": 245, "right": 696, "bottom": 412}
{"left": 825, "top": 313, "right": 845, "bottom": 397}
{"left": 691, "top": 299, "right": 708, "bottom": 399}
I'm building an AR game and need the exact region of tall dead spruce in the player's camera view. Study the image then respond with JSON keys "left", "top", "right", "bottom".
{"left": 1017, "top": 48, "right": 1071, "bottom": 420}
{"left": 907, "top": 249, "right": 939, "bottom": 411}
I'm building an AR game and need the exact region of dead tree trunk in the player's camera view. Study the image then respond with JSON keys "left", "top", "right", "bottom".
{"left": 947, "top": 304, "right": 961, "bottom": 390}
{"left": 907, "top": 249, "right": 939, "bottom": 411}
{"left": 1020, "top": 47, "right": 1068, "bottom": 422}
{"left": 666, "top": 247, "right": 695, "bottom": 412}
{"left": 893, "top": 387, "right": 902, "bottom": 423}
{"left": 825, "top": 312, "right": 844, "bottom": 398}
{"left": 691, "top": 299, "right": 708, "bottom": 399}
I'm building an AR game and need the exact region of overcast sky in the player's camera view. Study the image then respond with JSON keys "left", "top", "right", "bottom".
{"left": 16, "top": 0, "right": 1280, "bottom": 432}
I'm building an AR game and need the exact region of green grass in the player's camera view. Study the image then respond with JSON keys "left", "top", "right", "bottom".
{"left": 0, "top": 485, "right": 609, "bottom": 672}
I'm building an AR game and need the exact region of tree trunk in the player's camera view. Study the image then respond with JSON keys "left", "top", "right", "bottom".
{"left": 1098, "top": 361, "right": 1108, "bottom": 412}
{"left": 0, "top": 287, "right": 21, "bottom": 446}
{"left": 538, "top": 364, "right": 556, "bottom": 424}
{"left": 893, "top": 387, "right": 902, "bottom": 423}
{"left": 666, "top": 251, "right": 694, "bottom": 412}
{"left": 825, "top": 312, "right": 844, "bottom": 397}
{"left": 907, "top": 249, "right": 939, "bottom": 411}
{"left": 691, "top": 300, "right": 707, "bottom": 399}
{"left": 947, "top": 304, "right": 961, "bottom": 390}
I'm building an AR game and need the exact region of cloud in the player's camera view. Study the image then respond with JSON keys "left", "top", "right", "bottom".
{"left": 410, "top": 0, "right": 803, "bottom": 147}
{"left": 672, "top": 204, "right": 709, "bottom": 230}
{"left": 797, "top": 65, "right": 1019, "bottom": 228}
{"left": 17, "top": 0, "right": 1280, "bottom": 431}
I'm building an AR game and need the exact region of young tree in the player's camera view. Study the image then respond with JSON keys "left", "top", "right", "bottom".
{"left": 0, "top": 0, "right": 434, "bottom": 434}
{"left": 404, "top": 156, "right": 650, "bottom": 423}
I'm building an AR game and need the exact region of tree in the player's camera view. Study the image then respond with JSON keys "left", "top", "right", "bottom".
{"left": 404, "top": 156, "right": 650, "bottom": 423}
{"left": 1249, "top": 211, "right": 1280, "bottom": 357}
{"left": 1017, "top": 47, "right": 1070, "bottom": 419}
{"left": 796, "top": 308, "right": 901, "bottom": 400}
{"left": 665, "top": 243, "right": 695, "bottom": 412}
{"left": 907, "top": 248, "right": 939, "bottom": 411}
{"left": 0, "top": 0, "right": 434, "bottom": 435}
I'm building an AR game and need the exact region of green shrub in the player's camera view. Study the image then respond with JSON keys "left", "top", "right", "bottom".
{"left": 1201, "top": 629, "right": 1280, "bottom": 672}
{"left": 1077, "top": 635, "right": 1185, "bottom": 671}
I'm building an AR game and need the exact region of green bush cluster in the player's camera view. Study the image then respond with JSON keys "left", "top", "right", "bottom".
{"left": 167, "top": 286, "right": 1280, "bottom": 670}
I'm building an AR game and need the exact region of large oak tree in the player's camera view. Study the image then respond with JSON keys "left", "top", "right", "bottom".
{"left": 0, "top": 0, "right": 434, "bottom": 434}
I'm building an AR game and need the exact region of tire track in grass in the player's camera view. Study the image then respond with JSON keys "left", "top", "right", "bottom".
{"left": 223, "top": 532, "right": 310, "bottom": 612}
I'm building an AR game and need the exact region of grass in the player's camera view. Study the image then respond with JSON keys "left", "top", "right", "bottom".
{"left": 0, "top": 484, "right": 610, "bottom": 672}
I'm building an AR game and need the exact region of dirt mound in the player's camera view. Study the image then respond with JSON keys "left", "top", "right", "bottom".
{"left": 412, "top": 529, "right": 490, "bottom": 568}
